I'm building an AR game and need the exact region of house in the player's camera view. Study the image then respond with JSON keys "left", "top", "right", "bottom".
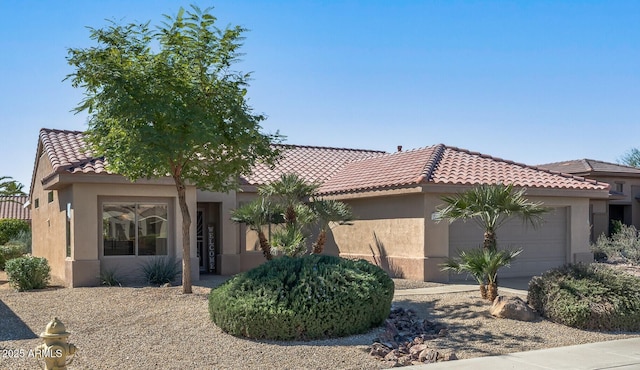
{"left": 0, "top": 195, "right": 30, "bottom": 224}
{"left": 30, "top": 128, "right": 610, "bottom": 287}
{"left": 537, "top": 159, "right": 640, "bottom": 240}
{"left": 317, "top": 145, "right": 609, "bottom": 281}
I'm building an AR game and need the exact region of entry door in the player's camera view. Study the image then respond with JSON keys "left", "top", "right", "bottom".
{"left": 197, "top": 208, "right": 206, "bottom": 273}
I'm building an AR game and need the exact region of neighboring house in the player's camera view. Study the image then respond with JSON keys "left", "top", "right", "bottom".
{"left": 538, "top": 159, "right": 640, "bottom": 241}
{"left": 30, "top": 128, "right": 610, "bottom": 287}
{"left": 0, "top": 195, "right": 30, "bottom": 224}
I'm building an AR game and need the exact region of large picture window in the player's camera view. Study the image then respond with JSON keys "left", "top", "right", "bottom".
{"left": 103, "top": 203, "right": 168, "bottom": 256}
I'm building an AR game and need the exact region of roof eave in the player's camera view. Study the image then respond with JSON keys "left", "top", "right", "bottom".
{"left": 42, "top": 172, "right": 178, "bottom": 190}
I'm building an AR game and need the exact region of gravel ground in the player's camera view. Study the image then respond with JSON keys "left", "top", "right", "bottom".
{"left": 1, "top": 272, "right": 638, "bottom": 370}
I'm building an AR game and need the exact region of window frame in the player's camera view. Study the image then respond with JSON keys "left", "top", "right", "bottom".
{"left": 100, "top": 197, "right": 173, "bottom": 258}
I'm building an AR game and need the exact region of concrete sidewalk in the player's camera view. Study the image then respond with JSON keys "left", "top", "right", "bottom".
{"left": 394, "top": 277, "right": 530, "bottom": 297}
{"left": 411, "top": 337, "right": 640, "bottom": 369}
{"left": 394, "top": 279, "right": 640, "bottom": 369}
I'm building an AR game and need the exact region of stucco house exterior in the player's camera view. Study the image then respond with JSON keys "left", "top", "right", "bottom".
{"left": 538, "top": 159, "right": 640, "bottom": 241}
{"left": 30, "top": 128, "right": 610, "bottom": 287}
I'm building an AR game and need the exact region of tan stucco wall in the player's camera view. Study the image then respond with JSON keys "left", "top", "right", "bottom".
{"left": 31, "top": 152, "right": 68, "bottom": 285}
{"left": 32, "top": 162, "right": 199, "bottom": 287}
{"left": 331, "top": 193, "right": 427, "bottom": 280}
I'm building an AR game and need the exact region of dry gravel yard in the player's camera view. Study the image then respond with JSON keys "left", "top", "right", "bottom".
{"left": 1, "top": 273, "right": 639, "bottom": 370}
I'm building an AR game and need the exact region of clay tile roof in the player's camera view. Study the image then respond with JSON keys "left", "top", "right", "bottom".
{"left": 318, "top": 144, "right": 609, "bottom": 195}
{"left": 40, "top": 128, "right": 110, "bottom": 181}
{"left": 38, "top": 129, "right": 384, "bottom": 186}
{"left": 538, "top": 159, "right": 640, "bottom": 176}
{"left": 241, "top": 144, "right": 385, "bottom": 185}
{"left": 0, "top": 195, "right": 30, "bottom": 221}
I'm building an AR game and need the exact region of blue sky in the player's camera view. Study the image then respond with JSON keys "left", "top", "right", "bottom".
{"left": 1, "top": 0, "right": 638, "bottom": 190}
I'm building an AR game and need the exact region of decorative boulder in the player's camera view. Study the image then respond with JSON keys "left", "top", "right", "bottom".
{"left": 489, "top": 296, "right": 537, "bottom": 321}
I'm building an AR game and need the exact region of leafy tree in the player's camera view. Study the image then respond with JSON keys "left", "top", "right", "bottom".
{"left": 434, "top": 183, "right": 549, "bottom": 252}
{"left": 67, "top": 6, "right": 282, "bottom": 293}
{"left": 618, "top": 148, "right": 640, "bottom": 168}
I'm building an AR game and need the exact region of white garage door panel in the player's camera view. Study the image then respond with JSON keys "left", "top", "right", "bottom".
{"left": 448, "top": 207, "right": 567, "bottom": 279}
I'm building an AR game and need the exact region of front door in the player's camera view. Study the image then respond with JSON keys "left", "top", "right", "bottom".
{"left": 197, "top": 208, "right": 206, "bottom": 273}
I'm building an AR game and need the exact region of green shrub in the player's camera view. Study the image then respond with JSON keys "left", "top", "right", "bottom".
{"left": 5, "top": 256, "right": 51, "bottom": 291}
{"left": 208, "top": 255, "right": 394, "bottom": 340}
{"left": 100, "top": 268, "right": 122, "bottom": 287}
{"left": 528, "top": 263, "right": 640, "bottom": 331}
{"left": 0, "top": 244, "right": 25, "bottom": 270}
{"left": 141, "top": 257, "right": 180, "bottom": 285}
{"left": 0, "top": 219, "right": 30, "bottom": 245}
{"left": 591, "top": 223, "right": 640, "bottom": 265}
{"left": 8, "top": 229, "right": 32, "bottom": 254}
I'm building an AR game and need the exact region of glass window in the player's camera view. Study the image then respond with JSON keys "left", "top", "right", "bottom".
{"left": 103, "top": 203, "right": 168, "bottom": 256}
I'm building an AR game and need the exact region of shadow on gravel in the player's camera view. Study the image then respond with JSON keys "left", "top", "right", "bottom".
{"left": 0, "top": 299, "right": 37, "bottom": 340}
{"left": 393, "top": 297, "right": 546, "bottom": 357}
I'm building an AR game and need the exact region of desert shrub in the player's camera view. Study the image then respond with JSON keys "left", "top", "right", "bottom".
{"left": 0, "top": 244, "right": 25, "bottom": 270}
{"left": 141, "top": 257, "right": 180, "bottom": 285}
{"left": 5, "top": 256, "right": 51, "bottom": 291}
{"left": 591, "top": 223, "right": 640, "bottom": 265}
{"left": 528, "top": 263, "right": 640, "bottom": 331}
{"left": 8, "top": 229, "right": 32, "bottom": 254}
{"left": 0, "top": 219, "right": 30, "bottom": 245}
{"left": 100, "top": 268, "right": 122, "bottom": 287}
{"left": 209, "top": 255, "right": 394, "bottom": 340}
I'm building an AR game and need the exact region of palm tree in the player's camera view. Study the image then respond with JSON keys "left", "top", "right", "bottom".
{"left": 441, "top": 248, "right": 522, "bottom": 301}
{"left": 310, "top": 198, "right": 353, "bottom": 254}
{"left": 0, "top": 177, "right": 26, "bottom": 197}
{"left": 441, "top": 248, "right": 490, "bottom": 299}
{"left": 230, "top": 198, "right": 283, "bottom": 260}
{"left": 484, "top": 248, "right": 522, "bottom": 301}
{"left": 434, "top": 183, "right": 549, "bottom": 252}
{"left": 259, "top": 173, "right": 319, "bottom": 224}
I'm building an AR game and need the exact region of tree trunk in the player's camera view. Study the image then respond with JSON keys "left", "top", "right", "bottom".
{"left": 312, "top": 228, "right": 327, "bottom": 254}
{"left": 483, "top": 228, "right": 497, "bottom": 251}
{"left": 174, "top": 176, "right": 192, "bottom": 294}
{"left": 479, "top": 284, "right": 488, "bottom": 300}
{"left": 257, "top": 230, "right": 273, "bottom": 260}
{"left": 487, "top": 282, "right": 498, "bottom": 301}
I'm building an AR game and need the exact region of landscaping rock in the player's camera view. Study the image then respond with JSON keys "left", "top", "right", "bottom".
{"left": 489, "top": 295, "right": 537, "bottom": 321}
{"left": 368, "top": 306, "right": 457, "bottom": 367}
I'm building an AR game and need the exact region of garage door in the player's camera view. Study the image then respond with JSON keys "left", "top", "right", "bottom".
{"left": 448, "top": 207, "right": 567, "bottom": 280}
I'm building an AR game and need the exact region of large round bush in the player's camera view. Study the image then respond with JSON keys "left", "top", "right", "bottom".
{"left": 209, "top": 255, "right": 394, "bottom": 340}
{"left": 528, "top": 263, "right": 640, "bottom": 331}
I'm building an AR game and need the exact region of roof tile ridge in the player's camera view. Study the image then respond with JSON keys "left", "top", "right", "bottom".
{"left": 274, "top": 143, "right": 386, "bottom": 153}
{"left": 445, "top": 145, "right": 608, "bottom": 189}
{"left": 416, "top": 144, "right": 446, "bottom": 183}
{"left": 39, "top": 129, "right": 63, "bottom": 172}
{"left": 536, "top": 159, "right": 582, "bottom": 167}
{"left": 586, "top": 158, "right": 640, "bottom": 171}
{"left": 39, "top": 128, "right": 100, "bottom": 175}
{"left": 581, "top": 159, "right": 594, "bottom": 172}
{"left": 41, "top": 127, "right": 85, "bottom": 135}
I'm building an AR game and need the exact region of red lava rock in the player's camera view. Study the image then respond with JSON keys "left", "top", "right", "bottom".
{"left": 368, "top": 307, "right": 457, "bottom": 367}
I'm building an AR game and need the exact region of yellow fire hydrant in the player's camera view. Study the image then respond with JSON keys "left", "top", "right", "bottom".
{"left": 36, "top": 317, "right": 77, "bottom": 370}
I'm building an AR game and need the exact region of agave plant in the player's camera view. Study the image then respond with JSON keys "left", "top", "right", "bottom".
{"left": 441, "top": 247, "right": 522, "bottom": 301}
